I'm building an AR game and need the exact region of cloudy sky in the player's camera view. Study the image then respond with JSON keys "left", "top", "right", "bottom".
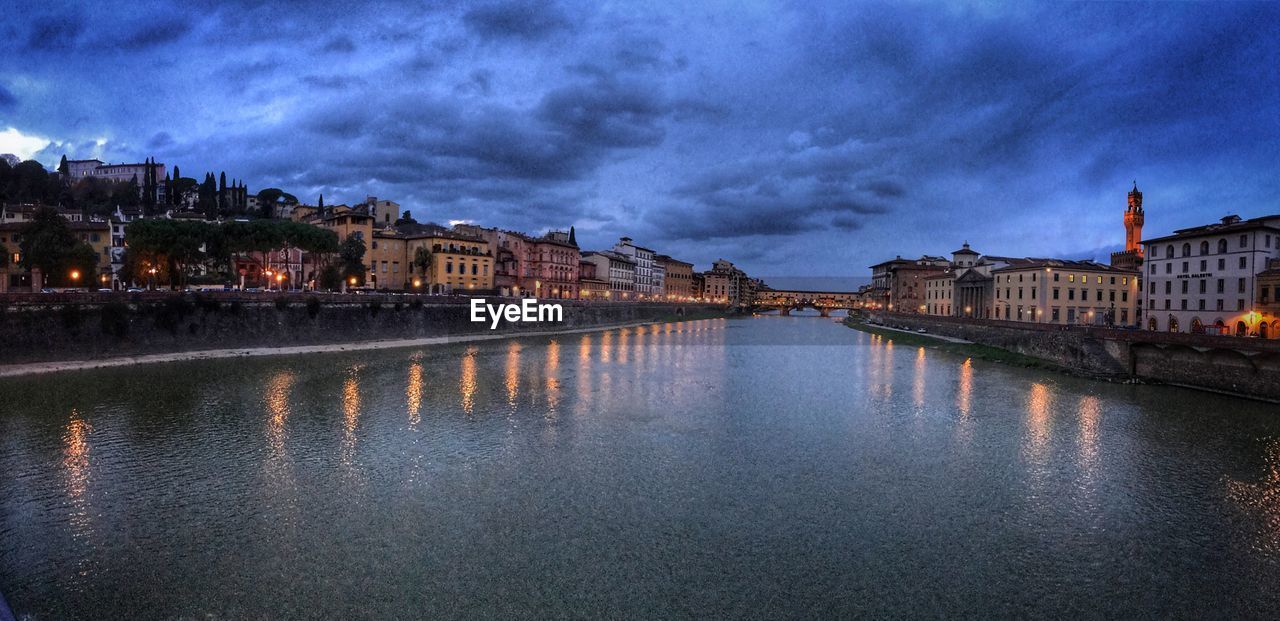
{"left": 2, "top": 1, "right": 1279, "bottom": 279}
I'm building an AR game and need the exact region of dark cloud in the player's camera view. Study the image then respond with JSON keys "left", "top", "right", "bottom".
{"left": 321, "top": 35, "right": 355, "bottom": 53}
{"left": 299, "top": 74, "right": 366, "bottom": 90}
{"left": 147, "top": 132, "right": 175, "bottom": 150}
{"left": 120, "top": 18, "right": 191, "bottom": 49}
{"left": 5, "top": 1, "right": 1280, "bottom": 273}
{"left": 26, "top": 14, "right": 82, "bottom": 50}
{"left": 463, "top": 0, "right": 572, "bottom": 41}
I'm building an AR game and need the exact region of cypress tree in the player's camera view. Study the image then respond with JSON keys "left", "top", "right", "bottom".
{"left": 58, "top": 154, "right": 68, "bottom": 175}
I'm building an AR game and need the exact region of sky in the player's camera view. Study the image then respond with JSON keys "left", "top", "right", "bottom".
{"left": 2, "top": 1, "right": 1279, "bottom": 280}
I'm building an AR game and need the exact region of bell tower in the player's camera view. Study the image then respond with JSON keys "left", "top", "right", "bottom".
{"left": 1124, "top": 181, "right": 1144, "bottom": 255}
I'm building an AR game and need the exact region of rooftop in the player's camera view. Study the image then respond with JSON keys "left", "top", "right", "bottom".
{"left": 1142, "top": 214, "right": 1280, "bottom": 245}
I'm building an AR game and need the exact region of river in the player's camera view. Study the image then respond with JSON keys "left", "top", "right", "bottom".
{"left": 2, "top": 315, "right": 1279, "bottom": 618}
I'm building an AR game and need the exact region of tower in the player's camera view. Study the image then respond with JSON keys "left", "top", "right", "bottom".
{"left": 1124, "top": 181, "right": 1144, "bottom": 255}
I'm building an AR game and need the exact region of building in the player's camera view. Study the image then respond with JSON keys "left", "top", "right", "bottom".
{"left": 924, "top": 270, "right": 955, "bottom": 316}
{"left": 65, "top": 159, "right": 168, "bottom": 204}
{"left": 869, "top": 255, "right": 950, "bottom": 312}
{"left": 704, "top": 259, "right": 749, "bottom": 305}
{"left": 1142, "top": 214, "right": 1280, "bottom": 335}
{"left": 527, "top": 230, "right": 580, "bottom": 299}
{"left": 1110, "top": 182, "right": 1146, "bottom": 271}
{"left": 656, "top": 255, "right": 694, "bottom": 300}
{"left": 0, "top": 217, "right": 112, "bottom": 292}
{"left": 453, "top": 225, "right": 579, "bottom": 297}
{"left": 612, "top": 237, "right": 656, "bottom": 297}
{"left": 582, "top": 250, "right": 636, "bottom": 300}
{"left": 367, "top": 223, "right": 494, "bottom": 292}
{"left": 992, "top": 259, "right": 1139, "bottom": 326}
{"left": 1257, "top": 259, "right": 1280, "bottom": 338}
{"left": 578, "top": 259, "right": 610, "bottom": 299}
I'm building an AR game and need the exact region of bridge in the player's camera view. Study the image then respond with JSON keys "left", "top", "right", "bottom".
{"left": 752, "top": 289, "right": 865, "bottom": 317}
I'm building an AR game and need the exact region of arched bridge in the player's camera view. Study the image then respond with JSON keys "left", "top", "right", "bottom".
{"left": 753, "top": 289, "right": 865, "bottom": 317}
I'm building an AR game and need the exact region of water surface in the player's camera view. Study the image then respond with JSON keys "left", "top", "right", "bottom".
{"left": 2, "top": 316, "right": 1279, "bottom": 618}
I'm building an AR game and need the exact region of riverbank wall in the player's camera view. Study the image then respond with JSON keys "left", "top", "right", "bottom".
{"left": 862, "top": 312, "right": 1280, "bottom": 401}
{"left": 0, "top": 292, "right": 723, "bottom": 365}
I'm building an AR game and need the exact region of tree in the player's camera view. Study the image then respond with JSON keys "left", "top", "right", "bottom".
{"left": 394, "top": 210, "right": 418, "bottom": 226}
{"left": 412, "top": 246, "right": 432, "bottom": 276}
{"left": 199, "top": 173, "right": 217, "bottom": 219}
{"left": 339, "top": 233, "right": 366, "bottom": 285}
{"left": 17, "top": 206, "right": 92, "bottom": 287}
{"left": 58, "top": 154, "right": 68, "bottom": 175}
{"left": 218, "top": 171, "right": 227, "bottom": 215}
{"left": 116, "top": 175, "right": 141, "bottom": 210}
{"left": 0, "top": 243, "right": 8, "bottom": 268}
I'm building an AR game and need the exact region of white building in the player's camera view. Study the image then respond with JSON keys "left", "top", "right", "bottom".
{"left": 1141, "top": 214, "right": 1280, "bottom": 335}
{"left": 581, "top": 251, "right": 637, "bottom": 300}
{"left": 612, "top": 237, "right": 656, "bottom": 297}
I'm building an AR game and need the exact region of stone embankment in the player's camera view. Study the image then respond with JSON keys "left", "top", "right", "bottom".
{"left": 862, "top": 311, "right": 1280, "bottom": 402}
{"left": 0, "top": 291, "right": 721, "bottom": 366}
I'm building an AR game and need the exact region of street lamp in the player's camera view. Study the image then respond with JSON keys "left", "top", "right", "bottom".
{"left": 69, "top": 269, "right": 80, "bottom": 283}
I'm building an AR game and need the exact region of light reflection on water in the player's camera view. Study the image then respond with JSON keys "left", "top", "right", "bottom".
{"left": 2, "top": 316, "right": 1280, "bottom": 618}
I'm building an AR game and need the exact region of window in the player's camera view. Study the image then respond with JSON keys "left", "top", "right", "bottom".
{"left": 446, "top": 261, "right": 453, "bottom": 274}
{"left": 1181, "top": 281, "right": 1188, "bottom": 294}
{"left": 1166, "top": 263, "right": 1172, "bottom": 274}
{"left": 1182, "top": 262, "right": 1189, "bottom": 273}
{"left": 1200, "top": 241, "right": 1209, "bottom": 255}
{"left": 1199, "top": 299, "right": 1206, "bottom": 311}
{"left": 1239, "top": 278, "right": 1246, "bottom": 293}
{"left": 1240, "top": 234, "right": 1248, "bottom": 248}
{"left": 1167, "top": 245, "right": 1175, "bottom": 258}
{"left": 1200, "top": 260, "right": 1207, "bottom": 271}
{"left": 1238, "top": 299, "right": 1246, "bottom": 311}
{"left": 1096, "top": 289, "right": 1103, "bottom": 301}
{"left": 1165, "top": 281, "right": 1172, "bottom": 294}
{"left": 1183, "top": 243, "right": 1191, "bottom": 257}
{"left": 1069, "top": 289, "right": 1076, "bottom": 300}
{"left": 1218, "top": 258, "right": 1226, "bottom": 270}
{"left": 1053, "top": 288, "right": 1060, "bottom": 300}
{"left": 1218, "top": 239, "right": 1228, "bottom": 253}
{"left": 1240, "top": 257, "right": 1248, "bottom": 269}
{"left": 1199, "top": 280, "right": 1206, "bottom": 294}
{"left": 1217, "top": 279, "right": 1225, "bottom": 294}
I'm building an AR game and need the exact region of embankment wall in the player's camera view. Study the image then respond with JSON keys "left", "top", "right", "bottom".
{"left": 864, "top": 312, "right": 1280, "bottom": 401}
{"left": 0, "top": 292, "right": 719, "bottom": 365}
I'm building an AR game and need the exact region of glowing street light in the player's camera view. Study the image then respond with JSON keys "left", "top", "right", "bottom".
{"left": 69, "top": 269, "right": 80, "bottom": 282}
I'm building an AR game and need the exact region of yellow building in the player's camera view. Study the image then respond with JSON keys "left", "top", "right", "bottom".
{"left": 369, "top": 225, "right": 493, "bottom": 293}
{"left": 923, "top": 270, "right": 955, "bottom": 316}
{"left": 992, "top": 259, "right": 1139, "bottom": 326}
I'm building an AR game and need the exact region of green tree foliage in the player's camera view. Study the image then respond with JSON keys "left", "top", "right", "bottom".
{"left": 0, "top": 159, "right": 62, "bottom": 205}
{"left": 255, "top": 188, "right": 299, "bottom": 219}
{"left": 412, "top": 246, "right": 432, "bottom": 275}
{"left": 395, "top": 210, "right": 418, "bottom": 226}
{"left": 339, "top": 233, "right": 366, "bottom": 283}
{"left": 17, "top": 206, "right": 98, "bottom": 286}
{"left": 123, "top": 218, "right": 340, "bottom": 289}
